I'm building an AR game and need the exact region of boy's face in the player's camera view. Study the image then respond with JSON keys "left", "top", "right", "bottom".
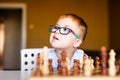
{"left": 49, "top": 17, "right": 81, "bottom": 49}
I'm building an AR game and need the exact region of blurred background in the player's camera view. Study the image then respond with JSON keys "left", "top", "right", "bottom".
{"left": 0, "top": 0, "right": 120, "bottom": 70}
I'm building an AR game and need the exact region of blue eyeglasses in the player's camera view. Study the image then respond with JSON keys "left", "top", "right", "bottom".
{"left": 49, "top": 25, "right": 79, "bottom": 39}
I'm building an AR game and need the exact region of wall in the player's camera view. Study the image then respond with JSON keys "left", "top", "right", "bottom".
{"left": 109, "top": 0, "right": 120, "bottom": 50}
{"left": 0, "top": 0, "right": 109, "bottom": 51}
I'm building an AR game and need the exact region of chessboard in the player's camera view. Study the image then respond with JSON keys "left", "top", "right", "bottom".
{"left": 30, "top": 68, "right": 120, "bottom": 80}
{"left": 30, "top": 46, "right": 120, "bottom": 80}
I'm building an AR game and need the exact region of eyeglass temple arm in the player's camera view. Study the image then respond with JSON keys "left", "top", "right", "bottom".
{"left": 71, "top": 31, "right": 79, "bottom": 39}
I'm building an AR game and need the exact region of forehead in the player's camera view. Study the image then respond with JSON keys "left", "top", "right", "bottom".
{"left": 56, "top": 17, "right": 78, "bottom": 28}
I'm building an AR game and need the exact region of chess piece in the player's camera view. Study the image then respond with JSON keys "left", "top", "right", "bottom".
{"left": 66, "top": 57, "right": 71, "bottom": 75}
{"left": 101, "top": 46, "right": 107, "bottom": 75}
{"left": 42, "top": 46, "right": 49, "bottom": 76}
{"left": 57, "top": 59, "right": 62, "bottom": 72}
{"left": 35, "top": 53, "right": 43, "bottom": 76}
{"left": 83, "top": 53, "right": 87, "bottom": 71}
{"left": 95, "top": 56, "right": 101, "bottom": 74}
{"left": 116, "top": 60, "right": 120, "bottom": 74}
{"left": 61, "top": 51, "right": 67, "bottom": 63}
{"left": 108, "top": 49, "right": 116, "bottom": 76}
{"left": 35, "top": 68, "right": 43, "bottom": 76}
{"left": 61, "top": 66, "right": 68, "bottom": 76}
{"left": 48, "top": 59, "right": 53, "bottom": 73}
{"left": 60, "top": 51, "right": 68, "bottom": 76}
{"left": 37, "top": 53, "right": 41, "bottom": 68}
{"left": 95, "top": 56, "right": 101, "bottom": 70}
{"left": 73, "top": 59, "right": 80, "bottom": 76}
{"left": 89, "top": 57, "right": 95, "bottom": 74}
{"left": 84, "top": 58, "right": 92, "bottom": 76}
{"left": 79, "top": 56, "right": 83, "bottom": 73}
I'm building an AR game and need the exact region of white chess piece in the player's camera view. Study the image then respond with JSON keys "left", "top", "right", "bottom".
{"left": 66, "top": 57, "right": 70, "bottom": 75}
{"left": 108, "top": 49, "right": 116, "bottom": 76}
{"left": 42, "top": 46, "right": 49, "bottom": 76}
{"left": 84, "top": 58, "right": 92, "bottom": 76}
{"left": 90, "top": 59, "right": 95, "bottom": 73}
{"left": 79, "top": 57, "right": 83, "bottom": 72}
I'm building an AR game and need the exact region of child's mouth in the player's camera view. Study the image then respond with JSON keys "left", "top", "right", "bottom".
{"left": 53, "top": 36, "right": 59, "bottom": 40}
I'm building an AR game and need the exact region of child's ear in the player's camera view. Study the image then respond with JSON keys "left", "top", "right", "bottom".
{"left": 73, "top": 39, "right": 82, "bottom": 48}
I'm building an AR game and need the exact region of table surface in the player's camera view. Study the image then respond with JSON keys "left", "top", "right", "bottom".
{"left": 0, "top": 70, "right": 31, "bottom": 80}
{"left": 0, "top": 70, "right": 120, "bottom": 80}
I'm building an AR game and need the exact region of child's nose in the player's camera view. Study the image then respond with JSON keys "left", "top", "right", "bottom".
{"left": 55, "top": 29, "right": 60, "bottom": 34}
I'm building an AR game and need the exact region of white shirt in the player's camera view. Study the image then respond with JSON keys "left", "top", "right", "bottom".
{"left": 48, "top": 49, "right": 85, "bottom": 68}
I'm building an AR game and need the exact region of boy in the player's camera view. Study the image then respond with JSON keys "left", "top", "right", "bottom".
{"left": 48, "top": 13, "right": 87, "bottom": 68}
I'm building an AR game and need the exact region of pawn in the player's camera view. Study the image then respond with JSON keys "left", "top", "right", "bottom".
{"left": 116, "top": 60, "right": 120, "bottom": 74}
{"left": 95, "top": 56, "right": 101, "bottom": 74}
{"left": 95, "top": 56, "right": 101, "bottom": 70}
{"left": 83, "top": 54, "right": 87, "bottom": 71}
{"left": 61, "top": 51, "right": 67, "bottom": 63}
{"left": 79, "top": 58, "right": 83, "bottom": 73}
{"left": 35, "top": 67, "right": 42, "bottom": 76}
{"left": 84, "top": 58, "right": 92, "bottom": 76}
{"left": 66, "top": 57, "right": 71, "bottom": 75}
{"left": 61, "top": 66, "right": 68, "bottom": 76}
{"left": 48, "top": 59, "right": 53, "bottom": 73}
{"left": 89, "top": 57, "right": 94, "bottom": 73}
{"left": 73, "top": 59, "right": 80, "bottom": 76}
{"left": 57, "top": 59, "right": 62, "bottom": 72}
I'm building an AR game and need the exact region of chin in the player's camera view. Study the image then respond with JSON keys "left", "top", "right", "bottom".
{"left": 51, "top": 44, "right": 62, "bottom": 49}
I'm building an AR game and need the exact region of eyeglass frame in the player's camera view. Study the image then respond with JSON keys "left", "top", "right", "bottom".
{"left": 49, "top": 25, "right": 80, "bottom": 39}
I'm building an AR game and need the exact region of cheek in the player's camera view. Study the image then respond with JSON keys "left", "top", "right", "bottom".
{"left": 49, "top": 34, "right": 53, "bottom": 41}
{"left": 61, "top": 36, "right": 75, "bottom": 44}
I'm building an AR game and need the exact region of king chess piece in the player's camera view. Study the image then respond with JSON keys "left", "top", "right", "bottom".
{"left": 100, "top": 46, "right": 107, "bottom": 75}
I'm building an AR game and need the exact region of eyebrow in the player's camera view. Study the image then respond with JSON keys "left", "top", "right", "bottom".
{"left": 56, "top": 24, "right": 70, "bottom": 28}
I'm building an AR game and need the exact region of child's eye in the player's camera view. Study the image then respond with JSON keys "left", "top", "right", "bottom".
{"left": 60, "top": 27, "right": 70, "bottom": 34}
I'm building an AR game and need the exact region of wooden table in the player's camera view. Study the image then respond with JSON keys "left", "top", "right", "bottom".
{"left": 30, "top": 70, "right": 120, "bottom": 80}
